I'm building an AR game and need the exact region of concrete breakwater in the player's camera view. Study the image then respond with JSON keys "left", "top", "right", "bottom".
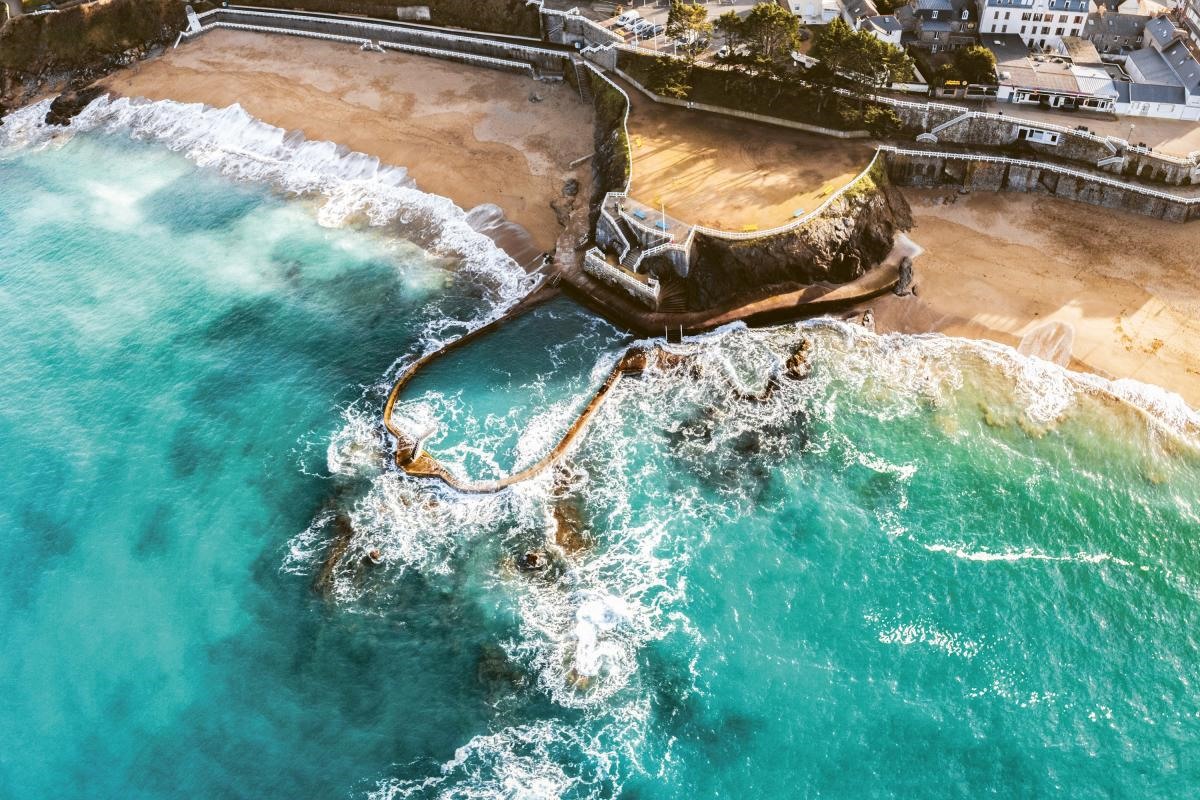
{"left": 382, "top": 282, "right": 648, "bottom": 495}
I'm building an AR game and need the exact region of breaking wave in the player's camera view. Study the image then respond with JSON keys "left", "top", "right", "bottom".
{"left": 0, "top": 96, "right": 535, "bottom": 310}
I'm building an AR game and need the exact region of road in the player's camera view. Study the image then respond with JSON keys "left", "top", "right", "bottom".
{"left": 979, "top": 100, "right": 1200, "bottom": 157}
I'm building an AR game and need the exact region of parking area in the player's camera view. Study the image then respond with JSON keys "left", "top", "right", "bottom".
{"left": 588, "top": 0, "right": 768, "bottom": 58}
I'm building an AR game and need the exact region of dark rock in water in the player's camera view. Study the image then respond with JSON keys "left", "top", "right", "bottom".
{"left": 364, "top": 548, "right": 383, "bottom": 566}
{"left": 518, "top": 551, "right": 549, "bottom": 572}
{"left": 893, "top": 256, "right": 914, "bottom": 297}
{"left": 786, "top": 351, "right": 811, "bottom": 380}
{"left": 562, "top": 178, "right": 580, "bottom": 197}
{"left": 785, "top": 337, "right": 813, "bottom": 380}
{"left": 551, "top": 497, "right": 592, "bottom": 554}
{"left": 861, "top": 309, "right": 875, "bottom": 332}
{"left": 45, "top": 86, "right": 106, "bottom": 127}
{"left": 476, "top": 643, "right": 526, "bottom": 693}
{"left": 528, "top": 92, "right": 543, "bottom": 103}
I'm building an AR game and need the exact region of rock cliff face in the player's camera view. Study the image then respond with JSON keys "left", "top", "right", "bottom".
{"left": 0, "top": 0, "right": 184, "bottom": 107}
{"left": 667, "top": 166, "right": 912, "bottom": 311}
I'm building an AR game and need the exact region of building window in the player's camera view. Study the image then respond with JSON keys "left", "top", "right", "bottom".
{"left": 1021, "top": 24, "right": 1026, "bottom": 32}
{"left": 932, "top": 9, "right": 938, "bottom": 17}
{"left": 1005, "top": 11, "right": 1011, "bottom": 19}
{"left": 1022, "top": 11, "right": 1031, "bottom": 19}
{"left": 962, "top": 8, "right": 969, "bottom": 19}
{"left": 1042, "top": 25, "right": 1050, "bottom": 33}
{"left": 1056, "top": 26, "right": 1064, "bottom": 34}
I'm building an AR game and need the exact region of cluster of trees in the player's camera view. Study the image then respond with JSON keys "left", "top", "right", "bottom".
{"left": 637, "top": 2, "right": 916, "bottom": 134}
{"left": 930, "top": 44, "right": 997, "bottom": 86}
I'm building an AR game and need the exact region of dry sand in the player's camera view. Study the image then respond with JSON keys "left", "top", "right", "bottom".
{"left": 621, "top": 84, "right": 875, "bottom": 231}
{"left": 871, "top": 189, "right": 1200, "bottom": 406}
{"left": 106, "top": 29, "right": 595, "bottom": 254}
{"left": 99, "top": 30, "right": 1200, "bottom": 404}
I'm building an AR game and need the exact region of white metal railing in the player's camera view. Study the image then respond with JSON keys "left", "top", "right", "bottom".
{"left": 619, "top": 208, "right": 673, "bottom": 245}
{"left": 694, "top": 150, "right": 885, "bottom": 240}
{"left": 208, "top": 7, "right": 567, "bottom": 59}
{"left": 184, "top": 15, "right": 540, "bottom": 74}
{"left": 196, "top": 21, "right": 369, "bottom": 46}
{"left": 881, "top": 145, "right": 1200, "bottom": 204}
{"left": 599, "top": 194, "right": 632, "bottom": 261}
{"left": 377, "top": 41, "right": 533, "bottom": 74}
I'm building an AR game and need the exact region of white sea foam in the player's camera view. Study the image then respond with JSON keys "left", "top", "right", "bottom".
{"left": 368, "top": 720, "right": 605, "bottom": 800}
{"left": 922, "top": 542, "right": 1135, "bottom": 567}
{"left": 311, "top": 314, "right": 1197, "bottom": 791}
{"left": 0, "top": 95, "right": 534, "bottom": 309}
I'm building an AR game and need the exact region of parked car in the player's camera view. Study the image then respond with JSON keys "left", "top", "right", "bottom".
{"left": 614, "top": 11, "right": 641, "bottom": 29}
{"left": 645, "top": 23, "right": 666, "bottom": 37}
{"left": 631, "top": 20, "right": 654, "bottom": 36}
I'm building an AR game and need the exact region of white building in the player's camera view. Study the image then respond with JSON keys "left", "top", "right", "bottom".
{"left": 786, "top": 0, "right": 841, "bottom": 24}
{"left": 978, "top": 0, "right": 1093, "bottom": 50}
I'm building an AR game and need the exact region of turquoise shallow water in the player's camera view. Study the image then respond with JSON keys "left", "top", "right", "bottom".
{"left": 3, "top": 100, "right": 1200, "bottom": 799}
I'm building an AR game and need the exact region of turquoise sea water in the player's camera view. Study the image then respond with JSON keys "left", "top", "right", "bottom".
{"left": 3, "top": 99, "right": 1200, "bottom": 799}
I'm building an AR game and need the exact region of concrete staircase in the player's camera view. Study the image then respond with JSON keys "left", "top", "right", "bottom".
{"left": 656, "top": 272, "right": 689, "bottom": 313}
{"left": 573, "top": 58, "right": 594, "bottom": 103}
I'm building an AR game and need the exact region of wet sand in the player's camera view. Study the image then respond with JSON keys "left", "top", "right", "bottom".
{"left": 871, "top": 189, "right": 1200, "bottom": 407}
{"left": 106, "top": 29, "right": 595, "bottom": 254}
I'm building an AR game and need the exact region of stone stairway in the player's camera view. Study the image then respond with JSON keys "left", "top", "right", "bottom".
{"left": 656, "top": 272, "right": 688, "bottom": 313}
{"left": 573, "top": 59, "right": 594, "bottom": 103}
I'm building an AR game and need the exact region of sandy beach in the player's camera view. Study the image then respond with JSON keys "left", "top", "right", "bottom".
{"left": 106, "top": 30, "right": 594, "bottom": 254}
{"left": 621, "top": 81, "right": 875, "bottom": 231}
{"left": 98, "top": 29, "right": 1200, "bottom": 405}
{"left": 872, "top": 189, "right": 1200, "bottom": 406}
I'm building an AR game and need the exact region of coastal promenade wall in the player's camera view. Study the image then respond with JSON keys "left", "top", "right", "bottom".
{"left": 185, "top": 8, "right": 570, "bottom": 75}
{"left": 883, "top": 147, "right": 1200, "bottom": 222}
{"left": 888, "top": 102, "right": 1200, "bottom": 187}
{"left": 228, "top": 0, "right": 541, "bottom": 37}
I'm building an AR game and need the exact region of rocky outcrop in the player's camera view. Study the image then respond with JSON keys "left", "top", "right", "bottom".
{"left": 670, "top": 166, "right": 912, "bottom": 311}
{"left": 44, "top": 84, "right": 105, "bottom": 126}
{"left": 0, "top": 0, "right": 183, "bottom": 108}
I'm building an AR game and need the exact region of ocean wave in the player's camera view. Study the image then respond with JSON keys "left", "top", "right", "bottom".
{"left": 920, "top": 542, "right": 1135, "bottom": 567}
{"left": 0, "top": 96, "right": 535, "bottom": 310}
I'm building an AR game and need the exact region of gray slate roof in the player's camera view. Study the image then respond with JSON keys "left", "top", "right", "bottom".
{"left": 1128, "top": 46, "right": 1182, "bottom": 84}
{"left": 1086, "top": 12, "right": 1147, "bottom": 41}
{"left": 842, "top": 0, "right": 880, "bottom": 19}
{"left": 1162, "top": 40, "right": 1200, "bottom": 91}
{"left": 867, "top": 13, "right": 903, "bottom": 32}
{"left": 1145, "top": 15, "right": 1180, "bottom": 46}
{"left": 914, "top": 0, "right": 953, "bottom": 10}
{"left": 1129, "top": 82, "right": 1187, "bottom": 102}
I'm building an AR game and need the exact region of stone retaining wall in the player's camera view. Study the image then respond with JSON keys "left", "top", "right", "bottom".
{"left": 884, "top": 148, "right": 1200, "bottom": 221}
